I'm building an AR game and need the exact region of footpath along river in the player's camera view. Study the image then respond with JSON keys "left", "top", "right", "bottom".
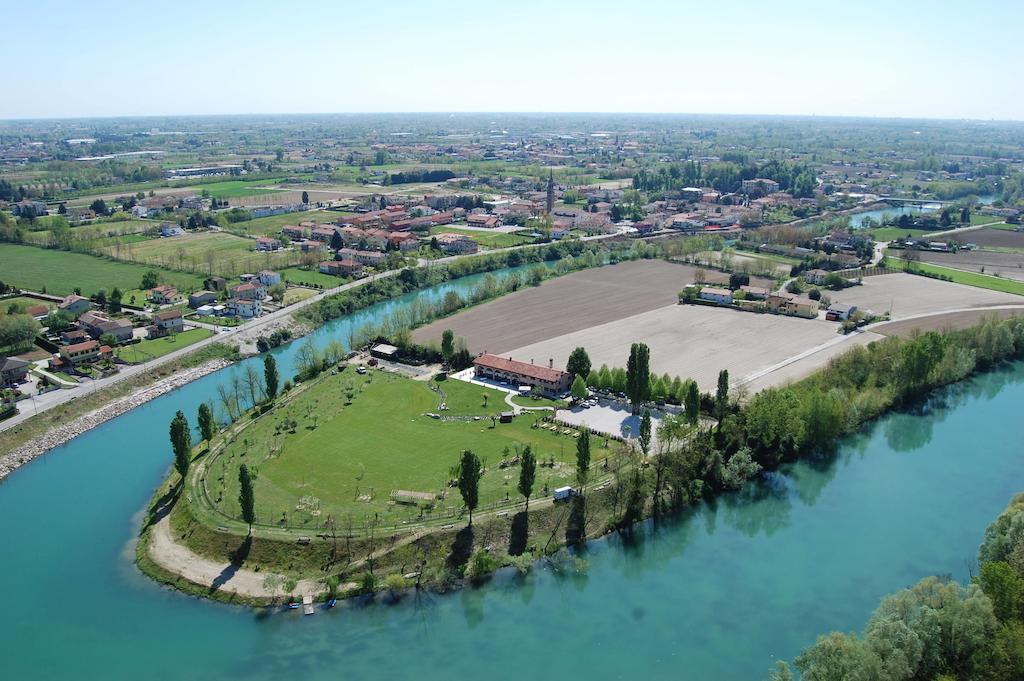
{"left": 1, "top": 266, "right": 1022, "bottom": 680}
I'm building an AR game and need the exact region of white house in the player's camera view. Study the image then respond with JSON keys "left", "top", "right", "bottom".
{"left": 699, "top": 287, "right": 734, "bottom": 305}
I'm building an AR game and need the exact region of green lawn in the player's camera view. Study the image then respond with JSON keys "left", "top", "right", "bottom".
{"left": 198, "top": 180, "right": 286, "bottom": 199}
{"left": 0, "top": 243, "right": 205, "bottom": 296}
{"left": 884, "top": 256, "right": 1024, "bottom": 296}
{"left": 102, "top": 231, "right": 298, "bottom": 278}
{"left": 202, "top": 371, "right": 595, "bottom": 525}
{"left": 226, "top": 210, "right": 327, "bottom": 237}
{"left": 278, "top": 266, "right": 343, "bottom": 288}
{"left": 869, "top": 227, "right": 932, "bottom": 243}
{"left": 116, "top": 328, "right": 214, "bottom": 362}
{"left": 0, "top": 296, "right": 53, "bottom": 317}
{"left": 430, "top": 226, "right": 534, "bottom": 248}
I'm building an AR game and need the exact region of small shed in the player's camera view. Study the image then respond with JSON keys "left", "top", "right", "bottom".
{"left": 370, "top": 343, "right": 399, "bottom": 361}
{"left": 499, "top": 411, "right": 514, "bottom": 423}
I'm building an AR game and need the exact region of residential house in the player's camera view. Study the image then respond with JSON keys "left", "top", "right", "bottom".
{"left": 0, "top": 357, "right": 30, "bottom": 386}
{"left": 767, "top": 292, "right": 818, "bottom": 318}
{"left": 257, "top": 270, "right": 281, "bottom": 286}
{"left": 466, "top": 213, "right": 500, "bottom": 229}
{"left": 826, "top": 303, "right": 858, "bottom": 321}
{"left": 699, "top": 287, "right": 734, "bottom": 305}
{"left": 78, "top": 311, "right": 133, "bottom": 343}
{"left": 255, "top": 237, "right": 282, "bottom": 251}
{"left": 311, "top": 226, "right": 339, "bottom": 243}
{"left": 188, "top": 291, "right": 218, "bottom": 308}
{"left": 204, "top": 276, "right": 227, "bottom": 292}
{"left": 387, "top": 232, "right": 420, "bottom": 252}
{"left": 151, "top": 309, "right": 184, "bottom": 336}
{"left": 740, "top": 285, "right": 770, "bottom": 300}
{"left": 228, "top": 298, "right": 262, "bottom": 319}
{"left": 804, "top": 269, "right": 830, "bottom": 285}
{"left": 338, "top": 248, "right": 386, "bottom": 266}
{"left": 230, "top": 282, "right": 266, "bottom": 300}
{"left": 149, "top": 285, "right": 180, "bottom": 305}
{"left": 741, "top": 178, "right": 781, "bottom": 195}
{"left": 59, "top": 340, "right": 102, "bottom": 366}
{"left": 434, "top": 232, "right": 478, "bottom": 254}
{"left": 280, "top": 225, "right": 306, "bottom": 240}
{"left": 473, "top": 355, "right": 572, "bottom": 397}
{"left": 60, "top": 329, "right": 90, "bottom": 345}
{"left": 319, "top": 259, "right": 364, "bottom": 277}
{"left": 362, "top": 229, "right": 389, "bottom": 250}
{"left": 58, "top": 294, "right": 93, "bottom": 317}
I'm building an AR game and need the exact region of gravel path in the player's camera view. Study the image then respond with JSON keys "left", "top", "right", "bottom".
{"left": 149, "top": 513, "right": 325, "bottom": 599}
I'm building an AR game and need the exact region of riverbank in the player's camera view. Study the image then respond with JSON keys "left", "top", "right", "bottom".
{"left": 0, "top": 357, "right": 232, "bottom": 482}
{"left": 138, "top": 312, "right": 1024, "bottom": 606}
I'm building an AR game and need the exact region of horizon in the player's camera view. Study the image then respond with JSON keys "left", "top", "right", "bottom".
{"left": 4, "top": 0, "right": 1022, "bottom": 121}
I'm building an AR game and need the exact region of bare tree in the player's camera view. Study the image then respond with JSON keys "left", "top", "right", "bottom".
{"left": 217, "top": 384, "right": 238, "bottom": 422}
{"left": 243, "top": 364, "right": 265, "bottom": 409}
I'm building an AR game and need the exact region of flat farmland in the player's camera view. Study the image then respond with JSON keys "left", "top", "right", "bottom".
{"left": 964, "top": 228, "right": 1024, "bottom": 250}
{"left": 829, "top": 273, "right": 1020, "bottom": 318}
{"left": 507, "top": 304, "right": 850, "bottom": 391}
{"left": 0, "top": 243, "right": 204, "bottom": 296}
{"left": 194, "top": 180, "right": 287, "bottom": 199}
{"left": 872, "top": 308, "right": 1024, "bottom": 338}
{"left": 412, "top": 259, "right": 770, "bottom": 353}
{"left": 226, "top": 210, "right": 342, "bottom": 236}
{"left": 918, "top": 250, "right": 1024, "bottom": 282}
{"left": 103, "top": 231, "right": 299, "bottom": 277}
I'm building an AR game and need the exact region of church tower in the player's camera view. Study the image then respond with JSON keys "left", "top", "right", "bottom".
{"left": 546, "top": 170, "right": 554, "bottom": 214}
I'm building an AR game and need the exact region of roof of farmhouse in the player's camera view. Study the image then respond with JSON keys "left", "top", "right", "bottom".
{"left": 473, "top": 353, "right": 570, "bottom": 382}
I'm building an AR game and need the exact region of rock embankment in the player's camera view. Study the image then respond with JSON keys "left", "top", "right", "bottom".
{"left": 0, "top": 359, "right": 231, "bottom": 481}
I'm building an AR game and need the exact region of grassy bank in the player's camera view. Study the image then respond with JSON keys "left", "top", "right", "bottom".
{"left": 884, "top": 255, "right": 1024, "bottom": 295}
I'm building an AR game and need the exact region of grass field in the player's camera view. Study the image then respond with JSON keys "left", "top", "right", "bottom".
{"left": 869, "top": 227, "right": 932, "bottom": 243}
{"left": 282, "top": 287, "right": 317, "bottom": 305}
{"left": 196, "top": 180, "right": 286, "bottom": 199}
{"left": 102, "top": 231, "right": 299, "bottom": 277}
{"left": 0, "top": 243, "right": 205, "bottom": 296}
{"left": 202, "top": 370, "right": 592, "bottom": 525}
{"left": 430, "top": 226, "right": 534, "bottom": 249}
{"left": 225, "top": 210, "right": 326, "bottom": 237}
{"left": 883, "top": 257, "right": 1024, "bottom": 296}
{"left": 278, "top": 266, "right": 342, "bottom": 288}
{"left": 116, "top": 328, "right": 214, "bottom": 362}
{"left": 0, "top": 296, "right": 53, "bottom": 317}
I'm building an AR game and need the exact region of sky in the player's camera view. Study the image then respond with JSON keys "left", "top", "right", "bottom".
{"left": 4, "top": 0, "right": 1022, "bottom": 121}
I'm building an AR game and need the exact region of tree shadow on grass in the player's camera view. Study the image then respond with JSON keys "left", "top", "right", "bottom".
{"left": 210, "top": 534, "right": 252, "bottom": 592}
{"left": 508, "top": 511, "right": 528, "bottom": 556}
{"left": 446, "top": 525, "right": 474, "bottom": 572}
{"left": 565, "top": 496, "right": 587, "bottom": 547}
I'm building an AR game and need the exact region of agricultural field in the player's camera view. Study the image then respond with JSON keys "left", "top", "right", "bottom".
{"left": 0, "top": 243, "right": 205, "bottom": 296}
{"left": 868, "top": 227, "right": 932, "bottom": 243}
{"left": 101, "top": 231, "right": 299, "bottom": 277}
{"left": 962, "top": 227, "right": 1024, "bottom": 249}
{"left": 193, "top": 180, "right": 286, "bottom": 199}
{"left": 508, "top": 303, "right": 850, "bottom": 392}
{"left": 412, "top": 259, "right": 770, "bottom": 354}
{"left": 917, "top": 249, "right": 1024, "bottom": 282}
{"left": 882, "top": 258, "right": 1024, "bottom": 297}
{"left": 224, "top": 210, "right": 331, "bottom": 237}
{"left": 115, "top": 328, "right": 213, "bottom": 362}
{"left": 203, "top": 370, "right": 591, "bottom": 524}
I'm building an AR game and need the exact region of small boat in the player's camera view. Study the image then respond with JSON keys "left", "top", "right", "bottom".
{"left": 326, "top": 598, "right": 337, "bottom": 608}
{"left": 287, "top": 602, "right": 299, "bottom": 609}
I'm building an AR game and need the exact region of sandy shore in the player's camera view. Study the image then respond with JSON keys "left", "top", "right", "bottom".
{"left": 0, "top": 359, "right": 231, "bottom": 482}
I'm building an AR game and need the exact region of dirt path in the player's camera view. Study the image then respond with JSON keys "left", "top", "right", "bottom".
{"left": 149, "top": 513, "right": 326, "bottom": 599}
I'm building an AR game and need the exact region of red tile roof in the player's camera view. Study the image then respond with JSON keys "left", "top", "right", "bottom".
{"left": 473, "top": 354, "right": 569, "bottom": 383}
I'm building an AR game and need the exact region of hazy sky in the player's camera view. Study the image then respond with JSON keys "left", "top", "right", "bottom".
{"left": 5, "top": 0, "right": 1022, "bottom": 120}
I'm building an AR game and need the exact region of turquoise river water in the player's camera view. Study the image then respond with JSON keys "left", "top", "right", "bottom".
{"left": 1, "top": 268, "right": 1022, "bottom": 680}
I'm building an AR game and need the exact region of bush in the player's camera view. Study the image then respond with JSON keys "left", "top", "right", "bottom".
{"left": 466, "top": 548, "right": 498, "bottom": 583}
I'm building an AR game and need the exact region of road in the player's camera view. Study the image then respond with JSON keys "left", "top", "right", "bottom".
{"left": 1, "top": 231, "right": 626, "bottom": 434}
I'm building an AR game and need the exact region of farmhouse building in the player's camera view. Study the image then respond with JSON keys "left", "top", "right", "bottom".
{"left": 151, "top": 309, "right": 184, "bottom": 336}
{"left": 58, "top": 294, "right": 93, "bottom": 317}
{"left": 472, "top": 354, "right": 572, "bottom": 397}
{"left": 188, "top": 291, "right": 218, "bottom": 308}
{"left": 319, "top": 259, "right": 364, "bottom": 277}
{"left": 699, "top": 287, "right": 734, "bottom": 305}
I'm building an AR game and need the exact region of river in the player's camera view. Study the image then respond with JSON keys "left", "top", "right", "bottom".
{"left": 848, "top": 193, "right": 998, "bottom": 229}
{"left": 1, "top": 268, "right": 1022, "bottom": 681}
